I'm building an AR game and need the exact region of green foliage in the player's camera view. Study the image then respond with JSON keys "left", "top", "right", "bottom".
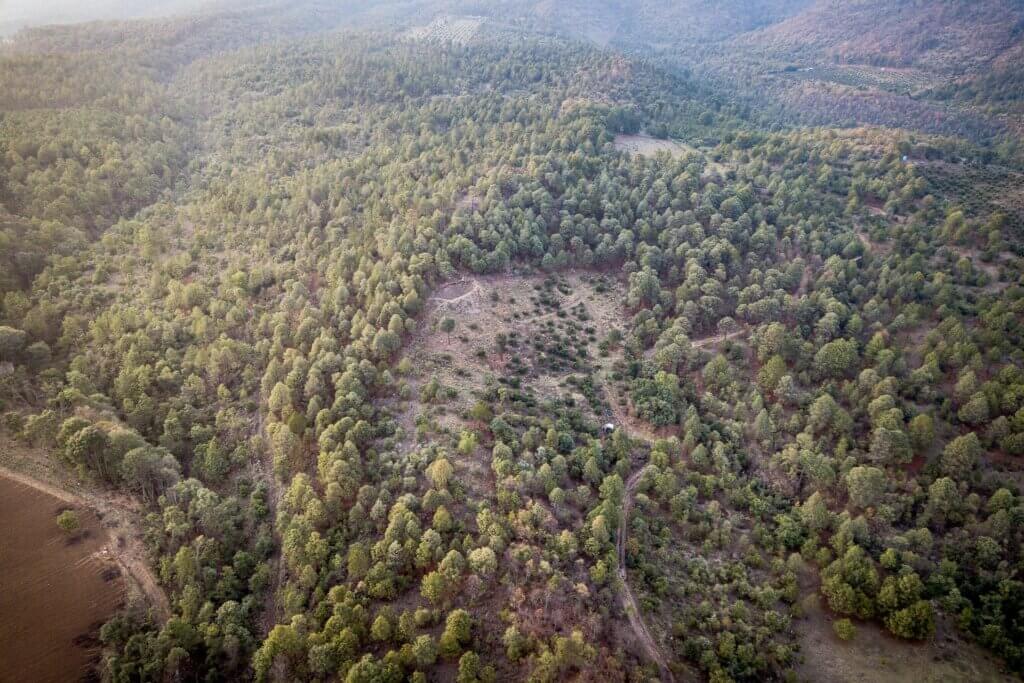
{"left": 814, "top": 339, "right": 859, "bottom": 379}
{"left": 833, "top": 618, "right": 855, "bottom": 641}
{"left": 941, "top": 432, "right": 982, "bottom": 479}
{"left": 56, "top": 509, "right": 79, "bottom": 533}
{"left": 3, "top": 5, "right": 1024, "bottom": 680}
{"left": 630, "top": 370, "right": 682, "bottom": 427}
{"left": 908, "top": 414, "right": 935, "bottom": 451}
{"left": 821, "top": 545, "right": 879, "bottom": 620}
{"left": 845, "top": 466, "right": 886, "bottom": 510}
{"left": 0, "top": 325, "right": 28, "bottom": 361}
{"left": 468, "top": 547, "right": 497, "bottom": 577}
{"left": 441, "top": 609, "right": 472, "bottom": 659}
{"left": 884, "top": 600, "right": 936, "bottom": 640}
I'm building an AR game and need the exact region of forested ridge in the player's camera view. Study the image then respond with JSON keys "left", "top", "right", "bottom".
{"left": 1, "top": 3, "right": 1023, "bottom": 682}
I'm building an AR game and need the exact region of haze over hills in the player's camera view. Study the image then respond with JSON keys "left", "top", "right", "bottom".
{"left": 0, "top": 0, "right": 229, "bottom": 35}
{"left": 1, "top": 1, "right": 1024, "bottom": 682}
{"left": 740, "top": 0, "right": 1024, "bottom": 70}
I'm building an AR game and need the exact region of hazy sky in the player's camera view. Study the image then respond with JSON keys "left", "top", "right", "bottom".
{"left": 0, "top": 0, "right": 222, "bottom": 33}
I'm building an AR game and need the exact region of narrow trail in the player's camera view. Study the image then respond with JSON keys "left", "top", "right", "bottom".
{"left": 427, "top": 278, "right": 483, "bottom": 308}
{"left": 258, "top": 458, "right": 284, "bottom": 637}
{"left": 644, "top": 328, "right": 748, "bottom": 365}
{"left": 0, "top": 463, "right": 171, "bottom": 622}
{"left": 255, "top": 390, "right": 286, "bottom": 637}
{"left": 691, "top": 327, "right": 746, "bottom": 348}
{"left": 608, "top": 395, "right": 662, "bottom": 445}
{"left": 618, "top": 467, "right": 675, "bottom": 682}
{"left": 597, "top": 361, "right": 676, "bottom": 680}
{"left": 797, "top": 264, "right": 813, "bottom": 297}
{"left": 591, "top": 308, "right": 751, "bottom": 679}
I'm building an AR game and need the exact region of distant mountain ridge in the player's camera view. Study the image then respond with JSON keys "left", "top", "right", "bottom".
{"left": 5, "top": 0, "right": 1022, "bottom": 142}
{"left": 739, "top": 0, "right": 1024, "bottom": 72}
{"left": 10, "top": 0, "right": 1021, "bottom": 74}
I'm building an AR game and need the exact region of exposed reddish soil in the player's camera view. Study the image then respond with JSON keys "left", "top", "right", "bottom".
{"left": 0, "top": 473, "right": 124, "bottom": 683}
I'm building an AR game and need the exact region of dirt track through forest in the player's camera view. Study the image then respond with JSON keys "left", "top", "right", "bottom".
{"left": 420, "top": 273, "right": 683, "bottom": 679}
{"left": 692, "top": 328, "right": 746, "bottom": 348}
{"left": 618, "top": 467, "right": 675, "bottom": 682}
{"left": 608, "top": 321, "right": 751, "bottom": 681}
{"left": 603, "top": 387, "right": 674, "bottom": 681}
{"left": 254, "top": 388, "right": 286, "bottom": 637}
{"left": 608, "top": 395, "right": 663, "bottom": 445}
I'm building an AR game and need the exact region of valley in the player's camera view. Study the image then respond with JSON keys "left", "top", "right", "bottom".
{"left": 1, "top": 1, "right": 1023, "bottom": 681}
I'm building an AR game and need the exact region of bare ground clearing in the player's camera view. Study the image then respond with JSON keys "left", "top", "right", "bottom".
{"left": 614, "top": 134, "right": 731, "bottom": 176}
{"left": 391, "top": 270, "right": 680, "bottom": 674}
{"left": 1, "top": 473, "right": 123, "bottom": 682}
{"left": 405, "top": 15, "right": 484, "bottom": 44}
{"left": 855, "top": 227, "right": 893, "bottom": 257}
{"left": 614, "top": 134, "right": 701, "bottom": 158}
{"left": 0, "top": 437, "right": 171, "bottom": 622}
{"left": 395, "top": 271, "right": 628, "bottom": 438}
{"left": 795, "top": 591, "right": 1013, "bottom": 683}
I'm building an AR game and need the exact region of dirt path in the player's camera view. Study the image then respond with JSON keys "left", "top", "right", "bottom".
{"left": 642, "top": 328, "right": 747, "bottom": 364}
{"left": 797, "top": 263, "right": 815, "bottom": 297}
{"left": 691, "top": 328, "right": 746, "bottom": 349}
{"left": 257, "top": 459, "right": 284, "bottom": 636}
{"left": 618, "top": 467, "right": 675, "bottom": 682}
{"left": 0, "top": 463, "right": 171, "bottom": 622}
{"left": 608, "top": 395, "right": 661, "bottom": 445}
{"left": 428, "top": 278, "right": 483, "bottom": 307}
{"left": 599, "top": 355, "right": 676, "bottom": 679}
{"left": 254, "top": 389, "right": 285, "bottom": 637}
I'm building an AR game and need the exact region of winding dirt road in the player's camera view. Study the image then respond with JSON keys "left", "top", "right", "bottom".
{"left": 595, "top": 353, "right": 676, "bottom": 680}
{"left": 595, "top": 314, "right": 736, "bottom": 681}
{"left": 618, "top": 467, "right": 675, "bottom": 682}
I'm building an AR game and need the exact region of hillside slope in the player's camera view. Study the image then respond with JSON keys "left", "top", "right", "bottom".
{"left": 2, "top": 3, "right": 1024, "bottom": 682}
{"left": 741, "top": 0, "right": 1024, "bottom": 72}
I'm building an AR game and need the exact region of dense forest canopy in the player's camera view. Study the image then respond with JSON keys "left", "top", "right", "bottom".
{"left": 1, "top": 1, "right": 1023, "bottom": 682}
